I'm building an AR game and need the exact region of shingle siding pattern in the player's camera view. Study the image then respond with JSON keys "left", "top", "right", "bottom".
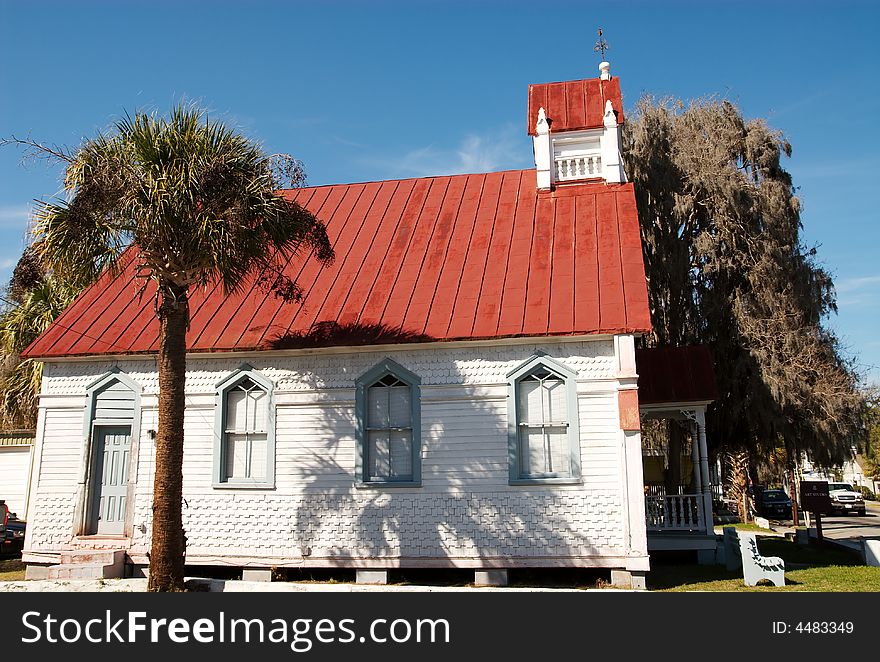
{"left": 39, "top": 340, "right": 616, "bottom": 395}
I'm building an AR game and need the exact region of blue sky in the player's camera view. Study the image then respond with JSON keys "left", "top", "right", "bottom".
{"left": 1, "top": 0, "right": 877, "bottom": 384}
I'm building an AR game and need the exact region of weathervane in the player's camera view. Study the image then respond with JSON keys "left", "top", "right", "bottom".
{"left": 594, "top": 28, "right": 609, "bottom": 60}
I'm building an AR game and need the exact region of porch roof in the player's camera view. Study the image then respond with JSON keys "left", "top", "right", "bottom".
{"left": 636, "top": 345, "right": 718, "bottom": 406}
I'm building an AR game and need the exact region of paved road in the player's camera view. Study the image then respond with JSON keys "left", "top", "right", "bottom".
{"left": 764, "top": 502, "right": 880, "bottom": 543}
{"left": 818, "top": 502, "right": 880, "bottom": 542}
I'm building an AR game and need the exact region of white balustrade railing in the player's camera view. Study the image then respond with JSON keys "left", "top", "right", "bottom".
{"left": 554, "top": 154, "right": 602, "bottom": 181}
{"left": 645, "top": 494, "right": 705, "bottom": 531}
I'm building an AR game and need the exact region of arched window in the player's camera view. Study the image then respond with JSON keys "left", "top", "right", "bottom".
{"left": 355, "top": 359, "right": 421, "bottom": 486}
{"left": 214, "top": 366, "right": 275, "bottom": 488}
{"left": 507, "top": 354, "right": 581, "bottom": 484}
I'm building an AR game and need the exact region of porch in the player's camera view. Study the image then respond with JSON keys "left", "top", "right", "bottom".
{"left": 635, "top": 346, "right": 720, "bottom": 553}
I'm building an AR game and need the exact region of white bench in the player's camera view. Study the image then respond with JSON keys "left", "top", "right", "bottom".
{"left": 738, "top": 531, "right": 785, "bottom": 587}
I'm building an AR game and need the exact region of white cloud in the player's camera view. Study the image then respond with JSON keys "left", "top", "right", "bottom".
{"left": 836, "top": 275, "right": 880, "bottom": 308}
{"left": 367, "top": 124, "right": 531, "bottom": 178}
{"left": 836, "top": 275, "right": 880, "bottom": 293}
{"left": 0, "top": 204, "right": 31, "bottom": 228}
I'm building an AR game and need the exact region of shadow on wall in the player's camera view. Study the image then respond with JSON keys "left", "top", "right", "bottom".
{"left": 266, "top": 321, "right": 432, "bottom": 350}
{"left": 271, "top": 348, "right": 617, "bottom": 570}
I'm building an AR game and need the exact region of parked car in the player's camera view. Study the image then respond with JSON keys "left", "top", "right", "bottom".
{"left": 826, "top": 482, "right": 866, "bottom": 516}
{"left": 0, "top": 500, "right": 25, "bottom": 557}
{"left": 757, "top": 488, "right": 793, "bottom": 519}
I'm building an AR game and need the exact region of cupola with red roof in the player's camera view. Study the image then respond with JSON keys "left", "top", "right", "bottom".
{"left": 529, "top": 61, "right": 626, "bottom": 189}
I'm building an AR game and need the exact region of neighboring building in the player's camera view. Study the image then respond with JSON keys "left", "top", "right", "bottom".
{"left": 19, "top": 62, "right": 715, "bottom": 585}
{"left": 802, "top": 455, "right": 879, "bottom": 495}
{"left": 0, "top": 429, "right": 35, "bottom": 519}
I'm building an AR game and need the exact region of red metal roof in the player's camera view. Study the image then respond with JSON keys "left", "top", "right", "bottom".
{"left": 635, "top": 346, "right": 719, "bottom": 405}
{"left": 23, "top": 171, "right": 651, "bottom": 359}
{"left": 527, "top": 77, "right": 624, "bottom": 136}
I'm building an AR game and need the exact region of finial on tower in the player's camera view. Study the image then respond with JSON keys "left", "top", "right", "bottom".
{"left": 594, "top": 28, "right": 608, "bottom": 60}
{"left": 535, "top": 107, "right": 549, "bottom": 136}
{"left": 595, "top": 28, "right": 611, "bottom": 80}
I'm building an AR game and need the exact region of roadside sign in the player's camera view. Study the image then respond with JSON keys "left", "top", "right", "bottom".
{"left": 800, "top": 480, "right": 831, "bottom": 514}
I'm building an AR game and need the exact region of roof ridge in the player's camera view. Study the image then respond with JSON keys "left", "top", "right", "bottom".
{"left": 281, "top": 168, "right": 532, "bottom": 192}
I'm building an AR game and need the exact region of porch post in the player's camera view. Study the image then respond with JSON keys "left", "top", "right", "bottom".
{"left": 690, "top": 417, "right": 703, "bottom": 530}
{"left": 690, "top": 418, "right": 702, "bottom": 493}
{"left": 695, "top": 408, "right": 714, "bottom": 536}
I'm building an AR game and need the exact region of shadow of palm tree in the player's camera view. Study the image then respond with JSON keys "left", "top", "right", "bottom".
{"left": 281, "top": 344, "right": 624, "bottom": 581}
{"left": 267, "top": 321, "right": 432, "bottom": 350}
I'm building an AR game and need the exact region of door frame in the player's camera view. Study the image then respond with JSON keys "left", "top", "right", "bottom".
{"left": 74, "top": 370, "right": 143, "bottom": 538}
{"left": 85, "top": 422, "right": 134, "bottom": 536}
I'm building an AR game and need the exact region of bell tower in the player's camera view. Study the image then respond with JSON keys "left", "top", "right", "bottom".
{"left": 528, "top": 60, "right": 627, "bottom": 189}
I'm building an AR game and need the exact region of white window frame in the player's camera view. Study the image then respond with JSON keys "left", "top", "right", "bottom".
{"left": 507, "top": 354, "right": 582, "bottom": 485}
{"left": 213, "top": 365, "right": 275, "bottom": 489}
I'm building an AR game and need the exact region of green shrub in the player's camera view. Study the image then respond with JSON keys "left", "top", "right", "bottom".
{"left": 856, "top": 485, "right": 876, "bottom": 501}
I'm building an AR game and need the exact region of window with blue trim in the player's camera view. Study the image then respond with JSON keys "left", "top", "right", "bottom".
{"left": 223, "top": 378, "right": 268, "bottom": 481}
{"left": 508, "top": 355, "right": 581, "bottom": 483}
{"left": 356, "top": 359, "right": 421, "bottom": 486}
{"left": 214, "top": 367, "right": 275, "bottom": 488}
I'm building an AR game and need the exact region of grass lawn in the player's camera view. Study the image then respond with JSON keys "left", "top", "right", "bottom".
{"left": 0, "top": 558, "right": 26, "bottom": 581}
{"left": 649, "top": 536, "right": 880, "bottom": 591}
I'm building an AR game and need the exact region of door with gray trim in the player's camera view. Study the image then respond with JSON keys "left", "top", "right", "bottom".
{"left": 91, "top": 425, "right": 131, "bottom": 535}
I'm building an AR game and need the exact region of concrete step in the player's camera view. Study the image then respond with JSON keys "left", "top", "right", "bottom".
{"left": 48, "top": 549, "right": 127, "bottom": 580}
{"left": 60, "top": 549, "right": 125, "bottom": 566}
{"left": 47, "top": 563, "right": 110, "bottom": 580}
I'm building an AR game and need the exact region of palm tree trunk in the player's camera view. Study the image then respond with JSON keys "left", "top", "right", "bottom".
{"left": 148, "top": 285, "right": 189, "bottom": 591}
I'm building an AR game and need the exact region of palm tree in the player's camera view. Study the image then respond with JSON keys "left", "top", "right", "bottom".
{"left": 29, "top": 105, "right": 333, "bottom": 591}
{"left": 0, "top": 252, "right": 85, "bottom": 429}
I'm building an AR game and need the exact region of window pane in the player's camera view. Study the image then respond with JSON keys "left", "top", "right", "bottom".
{"left": 368, "top": 430, "right": 390, "bottom": 480}
{"left": 544, "top": 378, "right": 566, "bottom": 424}
{"left": 520, "top": 426, "right": 545, "bottom": 476}
{"left": 519, "top": 426, "right": 571, "bottom": 477}
{"left": 249, "top": 433, "right": 267, "bottom": 480}
{"left": 225, "top": 433, "right": 249, "bottom": 479}
{"left": 518, "top": 380, "right": 543, "bottom": 425}
{"left": 367, "top": 386, "right": 389, "bottom": 428}
{"left": 226, "top": 390, "right": 248, "bottom": 431}
{"left": 389, "top": 430, "right": 413, "bottom": 479}
{"left": 388, "top": 386, "right": 411, "bottom": 427}
{"left": 247, "top": 389, "right": 267, "bottom": 432}
{"left": 546, "top": 426, "right": 570, "bottom": 475}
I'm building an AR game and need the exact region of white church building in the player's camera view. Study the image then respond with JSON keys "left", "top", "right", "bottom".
{"left": 19, "top": 63, "right": 717, "bottom": 587}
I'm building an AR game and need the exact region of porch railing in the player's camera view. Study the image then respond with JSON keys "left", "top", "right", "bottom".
{"left": 645, "top": 494, "right": 705, "bottom": 531}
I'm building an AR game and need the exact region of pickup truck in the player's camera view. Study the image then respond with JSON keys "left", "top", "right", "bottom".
{"left": 826, "top": 483, "right": 867, "bottom": 516}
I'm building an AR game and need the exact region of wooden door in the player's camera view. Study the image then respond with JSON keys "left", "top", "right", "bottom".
{"left": 90, "top": 425, "right": 131, "bottom": 535}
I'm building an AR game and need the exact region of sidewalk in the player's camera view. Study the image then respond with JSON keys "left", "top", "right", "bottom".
{"left": 0, "top": 578, "right": 634, "bottom": 593}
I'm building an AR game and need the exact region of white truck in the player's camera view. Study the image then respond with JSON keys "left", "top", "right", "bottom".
{"left": 826, "top": 482, "right": 867, "bottom": 516}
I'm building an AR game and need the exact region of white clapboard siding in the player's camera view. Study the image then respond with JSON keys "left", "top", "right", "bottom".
{"left": 181, "top": 407, "right": 218, "bottom": 490}
{"left": 421, "top": 398, "right": 509, "bottom": 486}
{"left": 577, "top": 394, "right": 620, "bottom": 487}
{"left": 275, "top": 404, "right": 357, "bottom": 490}
{"left": 92, "top": 380, "right": 136, "bottom": 420}
{"left": 37, "top": 408, "right": 86, "bottom": 492}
